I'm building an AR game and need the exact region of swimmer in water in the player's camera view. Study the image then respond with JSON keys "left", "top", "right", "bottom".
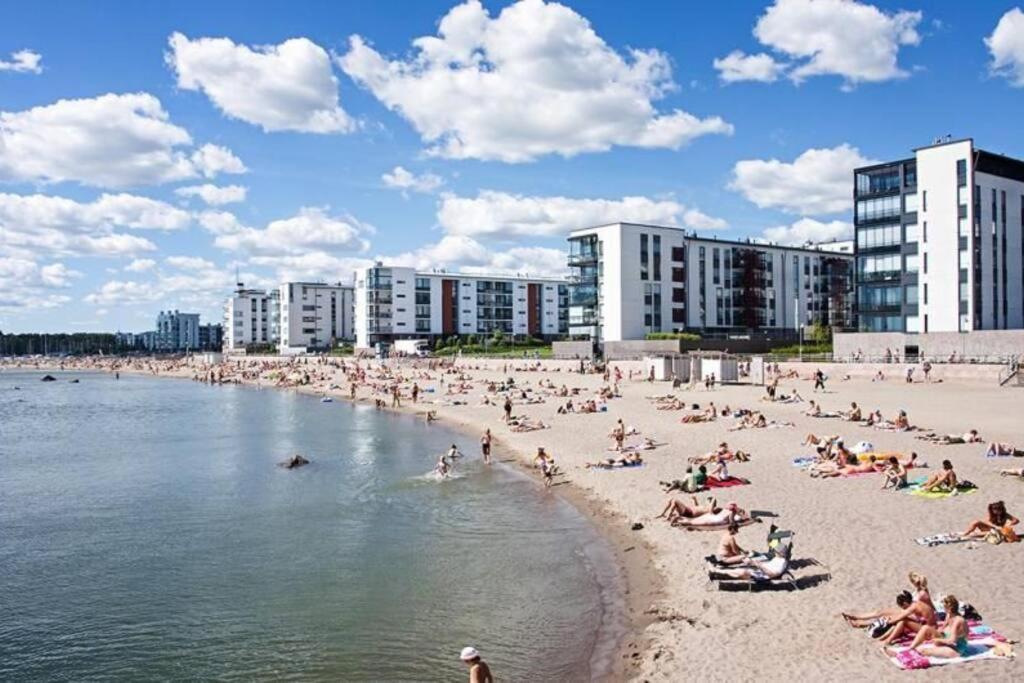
{"left": 435, "top": 454, "right": 451, "bottom": 478}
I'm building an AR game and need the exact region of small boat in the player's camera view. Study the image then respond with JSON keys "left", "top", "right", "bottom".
{"left": 40, "top": 375, "right": 57, "bottom": 382}
{"left": 320, "top": 396, "right": 333, "bottom": 403}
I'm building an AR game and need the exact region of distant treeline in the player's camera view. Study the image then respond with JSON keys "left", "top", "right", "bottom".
{"left": 0, "top": 332, "right": 128, "bottom": 356}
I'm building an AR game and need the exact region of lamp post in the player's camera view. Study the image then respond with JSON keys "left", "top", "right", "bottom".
{"left": 799, "top": 323, "right": 805, "bottom": 361}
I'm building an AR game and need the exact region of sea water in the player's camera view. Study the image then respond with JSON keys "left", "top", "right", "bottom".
{"left": 0, "top": 371, "right": 624, "bottom": 681}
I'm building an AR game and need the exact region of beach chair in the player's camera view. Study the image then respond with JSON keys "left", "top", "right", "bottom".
{"left": 707, "top": 528, "right": 800, "bottom": 591}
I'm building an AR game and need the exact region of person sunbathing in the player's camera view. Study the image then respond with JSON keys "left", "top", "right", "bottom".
{"left": 986, "top": 441, "right": 1023, "bottom": 456}
{"left": 961, "top": 500, "right": 1019, "bottom": 541}
{"left": 875, "top": 409, "right": 912, "bottom": 431}
{"left": 875, "top": 590, "right": 940, "bottom": 646}
{"left": 1000, "top": 467, "right": 1024, "bottom": 478}
{"left": 713, "top": 522, "right": 750, "bottom": 565}
{"left": 884, "top": 595, "right": 969, "bottom": 660}
{"left": 673, "top": 502, "right": 750, "bottom": 528}
{"left": 681, "top": 405, "right": 716, "bottom": 423}
{"left": 841, "top": 402, "right": 862, "bottom": 421}
{"left": 586, "top": 453, "right": 643, "bottom": 469}
{"left": 919, "top": 460, "right": 958, "bottom": 492}
{"left": 711, "top": 543, "right": 789, "bottom": 580}
{"left": 842, "top": 591, "right": 914, "bottom": 630}
{"left": 917, "top": 429, "right": 981, "bottom": 444}
{"left": 812, "top": 455, "right": 881, "bottom": 478}
{"left": 656, "top": 495, "right": 718, "bottom": 522}
{"left": 802, "top": 433, "right": 839, "bottom": 447}
{"left": 881, "top": 456, "right": 909, "bottom": 490}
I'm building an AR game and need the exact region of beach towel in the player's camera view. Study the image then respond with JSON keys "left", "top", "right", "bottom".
{"left": 792, "top": 456, "right": 816, "bottom": 468}
{"left": 885, "top": 624, "right": 1012, "bottom": 670}
{"left": 675, "top": 517, "right": 760, "bottom": 532}
{"left": 915, "top": 533, "right": 970, "bottom": 547}
{"left": 705, "top": 476, "right": 750, "bottom": 488}
{"left": 906, "top": 478, "right": 978, "bottom": 499}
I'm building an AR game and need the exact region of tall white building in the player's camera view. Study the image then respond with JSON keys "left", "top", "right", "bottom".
{"left": 854, "top": 138, "right": 1024, "bottom": 333}
{"left": 354, "top": 264, "right": 569, "bottom": 349}
{"left": 223, "top": 285, "right": 280, "bottom": 352}
{"left": 567, "top": 222, "right": 853, "bottom": 342}
{"left": 279, "top": 282, "right": 354, "bottom": 352}
{"left": 155, "top": 310, "right": 200, "bottom": 351}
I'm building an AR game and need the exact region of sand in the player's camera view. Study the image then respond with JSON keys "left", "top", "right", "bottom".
{"left": 8, "top": 355, "right": 1022, "bottom": 681}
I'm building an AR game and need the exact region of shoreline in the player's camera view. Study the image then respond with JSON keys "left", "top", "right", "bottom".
{"left": 6, "top": 361, "right": 661, "bottom": 681}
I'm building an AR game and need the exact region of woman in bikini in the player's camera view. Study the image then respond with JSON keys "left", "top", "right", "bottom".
{"left": 673, "top": 502, "right": 750, "bottom": 528}
{"left": 656, "top": 495, "right": 718, "bottom": 522}
{"left": 885, "top": 595, "right": 970, "bottom": 659}
{"left": 920, "top": 460, "right": 958, "bottom": 492}
{"left": 961, "top": 500, "right": 1020, "bottom": 540}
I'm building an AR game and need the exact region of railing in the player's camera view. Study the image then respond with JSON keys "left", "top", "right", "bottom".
{"left": 998, "top": 357, "right": 1021, "bottom": 386}
{"left": 567, "top": 252, "right": 599, "bottom": 266}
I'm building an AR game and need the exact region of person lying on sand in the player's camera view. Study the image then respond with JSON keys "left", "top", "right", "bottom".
{"left": 672, "top": 503, "right": 751, "bottom": 528}
{"left": 710, "top": 543, "right": 788, "bottom": 580}
{"left": 985, "top": 441, "right": 1023, "bottom": 456}
{"left": 874, "top": 409, "right": 913, "bottom": 431}
{"left": 883, "top": 595, "right": 969, "bottom": 660}
{"left": 916, "top": 429, "right": 982, "bottom": 445}
{"left": 919, "top": 460, "right": 958, "bottom": 492}
{"left": 656, "top": 495, "right": 718, "bottom": 522}
{"left": 689, "top": 443, "right": 751, "bottom": 465}
{"left": 681, "top": 403, "right": 717, "bottom": 423}
{"left": 1000, "top": 467, "right": 1024, "bottom": 478}
{"left": 585, "top": 453, "right": 643, "bottom": 469}
{"left": 811, "top": 455, "right": 882, "bottom": 478}
{"left": 961, "top": 500, "right": 1019, "bottom": 541}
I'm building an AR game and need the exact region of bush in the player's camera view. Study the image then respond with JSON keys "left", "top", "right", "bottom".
{"left": 645, "top": 332, "right": 701, "bottom": 341}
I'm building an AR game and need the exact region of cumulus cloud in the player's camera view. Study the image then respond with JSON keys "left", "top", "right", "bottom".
{"left": 388, "top": 234, "right": 567, "bottom": 278}
{"left": 0, "top": 49, "right": 42, "bottom": 74}
{"left": 717, "top": 0, "right": 922, "bottom": 88}
{"left": 174, "top": 184, "right": 247, "bottom": 205}
{"left": 730, "top": 144, "right": 876, "bottom": 215}
{"left": 761, "top": 217, "right": 853, "bottom": 245}
{"left": 0, "top": 192, "right": 189, "bottom": 258}
{"left": 436, "top": 190, "right": 726, "bottom": 238}
{"left": 125, "top": 258, "right": 157, "bottom": 272}
{"left": 381, "top": 166, "right": 444, "bottom": 195}
{"left": 713, "top": 51, "right": 786, "bottom": 83}
{"left": 167, "top": 33, "right": 353, "bottom": 133}
{"left": 338, "top": 0, "right": 732, "bottom": 161}
{"left": 85, "top": 256, "right": 262, "bottom": 310}
{"left": 249, "top": 252, "right": 372, "bottom": 284}
{"left": 0, "top": 256, "right": 79, "bottom": 311}
{"left": 0, "top": 93, "right": 246, "bottom": 187}
{"left": 986, "top": 8, "right": 1024, "bottom": 87}
{"left": 203, "top": 206, "right": 372, "bottom": 255}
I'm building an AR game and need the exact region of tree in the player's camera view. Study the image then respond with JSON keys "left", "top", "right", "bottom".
{"left": 492, "top": 329, "right": 505, "bottom": 346}
{"left": 809, "top": 321, "right": 831, "bottom": 346}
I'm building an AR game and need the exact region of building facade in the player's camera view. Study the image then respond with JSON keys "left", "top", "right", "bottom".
{"left": 854, "top": 138, "right": 1024, "bottom": 333}
{"left": 155, "top": 310, "right": 201, "bottom": 351}
{"left": 354, "top": 265, "right": 569, "bottom": 348}
{"left": 279, "top": 282, "right": 354, "bottom": 352}
{"left": 198, "top": 323, "right": 223, "bottom": 351}
{"left": 567, "top": 222, "right": 853, "bottom": 342}
{"left": 223, "top": 285, "right": 280, "bottom": 351}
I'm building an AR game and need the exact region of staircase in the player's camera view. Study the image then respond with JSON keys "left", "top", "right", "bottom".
{"left": 998, "top": 358, "right": 1023, "bottom": 386}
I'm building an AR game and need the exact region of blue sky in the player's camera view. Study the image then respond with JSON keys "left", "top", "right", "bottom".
{"left": 1, "top": 0, "right": 1022, "bottom": 332}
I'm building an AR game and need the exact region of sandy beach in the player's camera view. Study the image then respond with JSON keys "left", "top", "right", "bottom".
{"left": 9, "top": 354, "right": 1022, "bottom": 681}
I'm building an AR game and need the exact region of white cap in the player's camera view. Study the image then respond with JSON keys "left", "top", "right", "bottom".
{"left": 460, "top": 646, "right": 479, "bottom": 661}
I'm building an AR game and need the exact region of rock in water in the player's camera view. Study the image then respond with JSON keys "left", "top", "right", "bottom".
{"left": 279, "top": 455, "right": 311, "bottom": 469}
{"left": 41, "top": 375, "right": 57, "bottom": 382}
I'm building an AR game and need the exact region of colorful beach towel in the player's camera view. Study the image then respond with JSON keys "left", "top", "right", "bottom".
{"left": 885, "top": 623, "right": 1012, "bottom": 670}
{"left": 906, "top": 478, "right": 978, "bottom": 499}
{"left": 915, "top": 533, "right": 970, "bottom": 547}
{"left": 706, "top": 476, "right": 750, "bottom": 488}
{"left": 792, "top": 456, "right": 816, "bottom": 468}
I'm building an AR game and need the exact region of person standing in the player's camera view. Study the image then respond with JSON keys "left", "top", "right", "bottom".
{"left": 480, "top": 428, "right": 492, "bottom": 465}
{"left": 459, "top": 647, "right": 493, "bottom": 683}
{"left": 813, "top": 369, "right": 825, "bottom": 392}
{"left": 392, "top": 384, "right": 401, "bottom": 408}
{"left": 412, "top": 382, "right": 420, "bottom": 403}
{"left": 503, "top": 397, "right": 513, "bottom": 423}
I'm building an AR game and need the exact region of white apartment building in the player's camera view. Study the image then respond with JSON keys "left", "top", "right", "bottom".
{"left": 354, "top": 264, "right": 569, "bottom": 349}
{"left": 567, "top": 222, "right": 854, "bottom": 342}
{"left": 854, "top": 138, "right": 1024, "bottom": 333}
{"left": 223, "top": 285, "right": 280, "bottom": 352}
{"left": 279, "top": 282, "right": 355, "bottom": 352}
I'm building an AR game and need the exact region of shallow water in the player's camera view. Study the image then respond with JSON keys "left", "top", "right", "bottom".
{"left": 0, "top": 371, "right": 623, "bottom": 681}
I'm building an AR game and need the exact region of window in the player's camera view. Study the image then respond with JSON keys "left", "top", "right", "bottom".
{"left": 922, "top": 190, "right": 927, "bottom": 212}
{"left": 923, "top": 253, "right": 928, "bottom": 274}
{"left": 905, "top": 285, "right": 918, "bottom": 304}
{"left": 956, "top": 159, "right": 967, "bottom": 186}
{"left": 672, "top": 287, "right": 685, "bottom": 303}
{"left": 712, "top": 248, "right": 720, "bottom": 285}
{"left": 672, "top": 308, "right": 685, "bottom": 323}
{"left": 905, "top": 254, "right": 919, "bottom": 273}
{"left": 923, "top": 283, "right": 928, "bottom": 305}
{"left": 958, "top": 217, "right": 969, "bottom": 237}
{"left": 640, "top": 234, "right": 649, "bottom": 281}
{"left": 856, "top": 195, "right": 901, "bottom": 221}
{"left": 904, "top": 223, "right": 918, "bottom": 243}
{"left": 671, "top": 267, "right": 684, "bottom": 282}
{"left": 922, "top": 222, "right": 927, "bottom": 243}
{"left": 856, "top": 223, "right": 900, "bottom": 249}
{"left": 903, "top": 193, "right": 918, "bottom": 213}
{"left": 652, "top": 235, "right": 661, "bottom": 281}
{"left": 858, "top": 253, "right": 901, "bottom": 279}
{"left": 959, "top": 249, "right": 970, "bottom": 269}
{"left": 855, "top": 169, "right": 900, "bottom": 195}
{"left": 671, "top": 246, "right": 684, "bottom": 261}
{"left": 958, "top": 185, "right": 969, "bottom": 206}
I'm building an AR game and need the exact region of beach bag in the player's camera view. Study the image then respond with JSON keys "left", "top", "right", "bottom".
{"left": 985, "top": 529, "right": 1004, "bottom": 545}
{"left": 959, "top": 602, "right": 982, "bottom": 621}
{"left": 867, "top": 617, "right": 891, "bottom": 638}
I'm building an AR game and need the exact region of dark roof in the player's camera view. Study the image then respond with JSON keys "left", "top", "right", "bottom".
{"left": 976, "top": 149, "right": 1024, "bottom": 183}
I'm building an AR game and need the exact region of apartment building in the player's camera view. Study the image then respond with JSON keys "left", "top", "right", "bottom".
{"left": 223, "top": 285, "right": 280, "bottom": 351}
{"left": 854, "top": 138, "right": 1024, "bottom": 333}
{"left": 566, "top": 222, "right": 853, "bottom": 342}
{"left": 354, "top": 264, "right": 569, "bottom": 349}
{"left": 155, "top": 310, "right": 200, "bottom": 351}
{"left": 279, "top": 282, "right": 354, "bottom": 352}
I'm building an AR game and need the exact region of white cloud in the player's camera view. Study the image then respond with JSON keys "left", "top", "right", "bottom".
{"left": 338, "top": 0, "right": 732, "bottom": 162}
{"left": 986, "top": 8, "right": 1024, "bottom": 87}
{"left": 125, "top": 258, "right": 157, "bottom": 272}
{"left": 0, "top": 49, "right": 42, "bottom": 74}
{"left": 0, "top": 256, "right": 79, "bottom": 311}
{"left": 381, "top": 166, "right": 444, "bottom": 195}
{"left": 761, "top": 217, "right": 852, "bottom": 245}
{"left": 713, "top": 51, "right": 786, "bottom": 83}
{"left": 167, "top": 33, "right": 353, "bottom": 134}
{"left": 0, "top": 192, "right": 189, "bottom": 258}
{"left": 249, "top": 252, "right": 372, "bottom": 283}
{"left": 0, "top": 92, "right": 246, "bottom": 187}
{"left": 388, "top": 235, "right": 567, "bottom": 278}
{"left": 436, "top": 190, "right": 726, "bottom": 238}
{"left": 175, "top": 184, "right": 247, "bottom": 205}
{"left": 83, "top": 280, "right": 161, "bottom": 306}
{"left": 718, "top": 0, "right": 922, "bottom": 89}
{"left": 730, "top": 144, "right": 876, "bottom": 215}
{"left": 204, "top": 206, "right": 372, "bottom": 255}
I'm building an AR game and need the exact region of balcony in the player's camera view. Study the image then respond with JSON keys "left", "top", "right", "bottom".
{"left": 857, "top": 270, "right": 902, "bottom": 283}
{"left": 568, "top": 251, "right": 599, "bottom": 266}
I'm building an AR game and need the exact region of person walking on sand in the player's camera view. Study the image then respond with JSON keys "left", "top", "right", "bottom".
{"left": 480, "top": 428, "right": 492, "bottom": 465}
{"left": 460, "top": 647, "right": 493, "bottom": 683}
{"left": 813, "top": 368, "right": 826, "bottom": 392}
{"left": 503, "top": 397, "right": 513, "bottom": 423}
{"left": 391, "top": 385, "right": 401, "bottom": 408}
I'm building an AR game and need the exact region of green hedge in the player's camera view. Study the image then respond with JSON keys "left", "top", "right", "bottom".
{"left": 769, "top": 343, "right": 832, "bottom": 355}
{"left": 645, "top": 332, "right": 701, "bottom": 341}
